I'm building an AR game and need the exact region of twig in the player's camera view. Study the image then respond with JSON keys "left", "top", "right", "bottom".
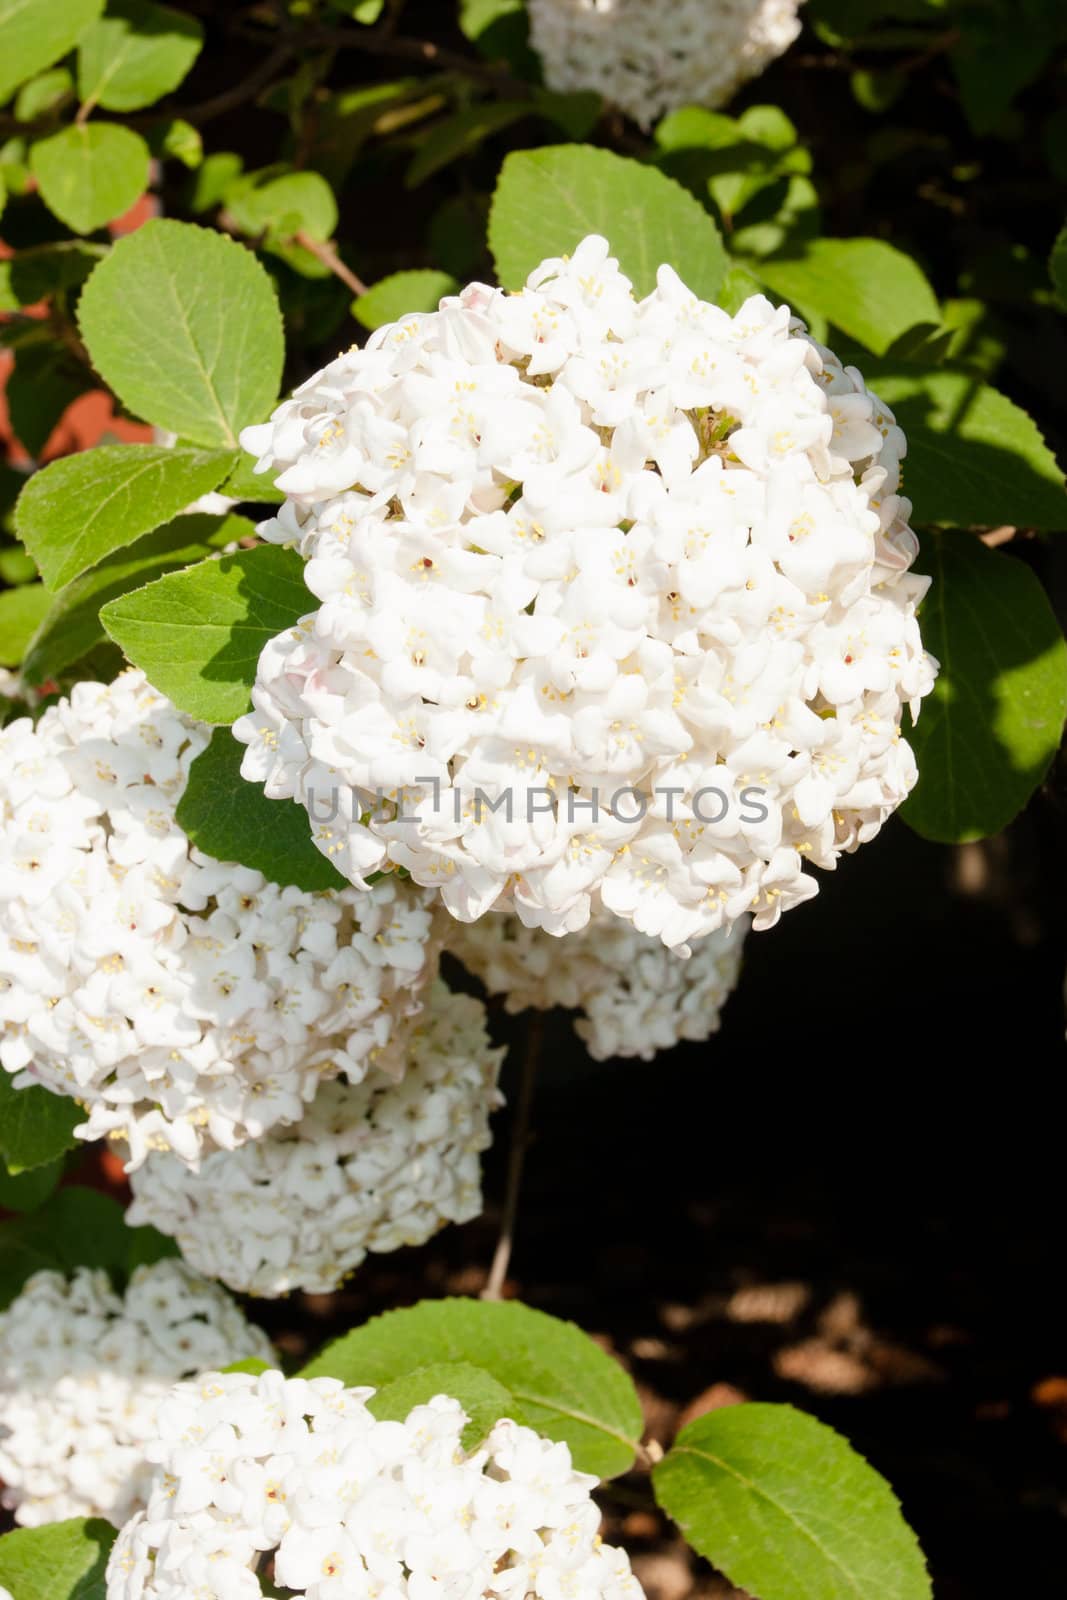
{"left": 294, "top": 231, "right": 368, "bottom": 297}
{"left": 180, "top": 38, "right": 297, "bottom": 126}
{"left": 309, "top": 25, "right": 534, "bottom": 98}
{"left": 482, "top": 1012, "right": 543, "bottom": 1301}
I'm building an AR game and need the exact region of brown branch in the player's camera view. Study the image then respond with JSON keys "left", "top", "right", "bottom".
{"left": 309, "top": 25, "right": 534, "bottom": 98}
{"left": 180, "top": 38, "right": 297, "bottom": 126}
{"left": 294, "top": 231, "right": 367, "bottom": 297}
{"left": 482, "top": 1012, "right": 542, "bottom": 1301}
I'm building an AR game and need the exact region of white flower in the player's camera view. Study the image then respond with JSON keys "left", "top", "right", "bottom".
{"left": 452, "top": 911, "right": 746, "bottom": 1060}
{"left": 0, "top": 670, "right": 443, "bottom": 1168}
{"left": 235, "top": 237, "right": 937, "bottom": 952}
{"left": 106, "top": 1370, "right": 644, "bottom": 1600}
{"left": 0, "top": 1259, "right": 272, "bottom": 1529}
{"left": 527, "top": 0, "right": 805, "bottom": 129}
{"left": 126, "top": 982, "right": 504, "bottom": 1296}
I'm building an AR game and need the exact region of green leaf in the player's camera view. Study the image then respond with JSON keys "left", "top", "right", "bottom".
{"left": 176, "top": 727, "right": 347, "bottom": 891}
{"left": 328, "top": 0, "right": 385, "bottom": 18}
{"left": 220, "top": 450, "right": 285, "bottom": 505}
{"left": 227, "top": 168, "right": 338, "bottom": 243}
{"left": 531, "top": 88, "right": 602, "bottom": 141}
{"left": 950, "top": 22, "right": 1052, "bottom": 138}
{"left": 21, "top": 510, "right": 249, "bottom": 684}
{"left": 489, "top": 145, "right": 728, "bottom": 302}
{"left": 354, "top": 268, "right": 460, "bottom": 331}
{"left": 369, "top": 1362, "right": 519, "bottom": 1449}
{"left": 150, "top": 115, "right": 201, "bottom": 168}
{"left": 0, "top": 0, "right": 104, "bottom": 108}
{"left": 15, "top": 443, "right": 238, "bottom": 589}
{"left": 715, "top": 262, "right": 766, "bottom": 315}
{"left": 31, "top": 122, "right": 149, "bottom": 235}
{"left": 101, "top": 543, "right": 311, "bottom": 723}
{"left": 77, "top": 218, "right": 285, "bottom": 448}
{"left": 188, "top": 149, "right": 242, "bottom": 212}
{"left": 0, "top": 1185, "right": 164, "bottom": 1292}
{"left": 459, "top": 0, "right": 525, "bottom": 43}
{"left": 0, "top": 581, "right": 51, "bottom": 665}
{"left": 77, "top": 0, "right": 202, "bottom": 113}
{"left": 1050, "top": 219, "right": 1067, "bottom": 308}
{"left": 731, "top": 176, "right": 819, "bottom": 261}
{"left": 123, "top": 1222, "right": 180, "bottom": 1272}
{"left": 902, "top": 535, "right": 1067, "bottom": 843}
{"left": 755, "top": 238, "right": 940, "bottom": 355}
{"left": 863, "top": 365, "right": 1067, "bottom": 530}
{"left": 406, "top": 102, "right": 531, "bottom": 189}
{"left": 653, "top": 1403, "right": 930, "bottom": 1600}
{"left": 458, "top": 0, "right": 534, "bottom": 74}
{"left": 938, "top": 298, "right": 1005, "bottom": 380}
{"left": 301, "top": 1298, "right": 643, "bottom": 1479}
{"left": 223, "top": 1356, "right": 273, "bottom": 1377}
{"left": 0, "top": 1155, "right": 63, "bottom": 1212}
{"left": 0, "top": 1071, "right": 81, "bottom": 1173}
{"left": 655, "top": 103, "right": 810, "bottom": 227}
{"left": 0, "top": 547, "right": 37, "bottom": 585}
{"left": 0, "top": 241, "right": 102, "bottom": 312}
{"left": 0, "top": 1186, "right": 178, "bottom": 1312}
{"left": 0, "top": 1518, "right": 115, "bottom": 1600}
{"left": 14, "top": 65, "right": 74, "bottom": 121}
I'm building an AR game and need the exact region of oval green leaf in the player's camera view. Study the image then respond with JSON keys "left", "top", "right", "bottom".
{"left": 489, "top": 144, "right": 728, "bottom": 302}
{"left": 369, "top": 1361, "right": 519, "bottom": 1449}
{"left": 15, "top": 443, "right": 237, "bottom": 589}
{"left": 0, "top": 1518, "right": 115, "bottom": 1600}
{"left": 902, "top": 534, "right": 1067, "bottom": 842}
{"left": 755, "top": 238, "right": 940, "bottom": 356}
{"left": 0, "top": 1070, "right": 81, "bottom": 1174}
{"left": 301, "top": 1297, "right": 643, "bottom": 1480}
{"left": 653, "top": 1402, "right": 931, "bottom": 1600}
{"left": 77, "top": 219, "right": 284, "bottom": 448}
{"left": 21, "top": 510, "right": 250, "bottom": 685}
{"left": 0, "top": 0, "right": 104, "bottom": 108}
{"left": 77, "top": 0, "right": 203, "bottom": 113}
{"left": 0, "top": 583, "right": 51, "bottom": 667}
{"left": 31, "top": 122, "right": 149, "bottom": 235}
{"left": 176, "top": 727, "right": 347, "bottom": 891}
{"left": 354, "top": 269, "right": 461, "bottom": 331}
{"left": 100, "top": 543, "right": 312, "bottom": 724}
{"left": 862, "top": 364, "right": 1067, "bottom": 531}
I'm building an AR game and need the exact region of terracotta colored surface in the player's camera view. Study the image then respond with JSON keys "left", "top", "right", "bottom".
{"left": 0, "top": 186, "right": 157, "bottom": 466}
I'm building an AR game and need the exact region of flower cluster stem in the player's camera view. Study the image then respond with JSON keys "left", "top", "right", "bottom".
{"left": 482, "top": 1012, "right": 543, "bottom": 1301}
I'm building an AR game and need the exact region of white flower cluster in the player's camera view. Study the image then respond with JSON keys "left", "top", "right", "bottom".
{"left": 0, "top": 1259, "right": 272, "bottom": 1529}
{"left": 0, "top": 670, "right": 440, "bottom": 1168}
{"left": 107, "top": 1369, "right": 643, "bottom": 1600}
{"left": 238, "top": 236, "right": 935, "bottom": 953}
{"left": 528, "top": 0, "right": 804, "bottom": 129}
{"left": 453, "top": 912, "right": 746, "bottom": 1061}
{"left": 126, "top": 983, "right": 504, "bottom": 1296}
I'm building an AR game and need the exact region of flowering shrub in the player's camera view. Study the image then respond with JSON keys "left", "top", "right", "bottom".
{"left": 0, "top": 672, "right": 440, "bottom": 1168}
{"left": 0, "top": 1260, "right": 272, "bottom": 1528}
{"left": 236, "top": 238, "right": 935, "bottom": 947}
{"left": 451, "top": 911, "right": 746, "bottom": 1060}
{"left": 105, "top": 1369, "right": 640, "bottom": 1600}
{"left": 126, "top": 983, "right": 504, "bottom": 1296}
{"left": 1, "top": 2, "right": 1065, "bottom": 1599}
